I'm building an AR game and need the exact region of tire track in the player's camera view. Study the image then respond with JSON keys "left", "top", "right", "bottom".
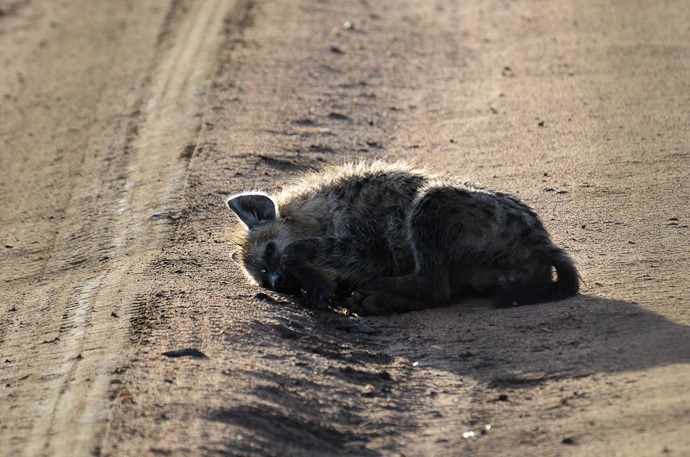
{"left": 0, "top": 1, "right": 237, "bottom": 455}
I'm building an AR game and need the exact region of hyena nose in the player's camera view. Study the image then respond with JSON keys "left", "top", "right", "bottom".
{"left": 271, "top": 271, "right": 285, "bottom": 289}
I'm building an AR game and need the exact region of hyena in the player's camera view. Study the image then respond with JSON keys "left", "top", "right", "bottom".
{"left": 227, "top": 161, "right": 579, "bottom": 315}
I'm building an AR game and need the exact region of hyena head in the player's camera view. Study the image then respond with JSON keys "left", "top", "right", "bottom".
{"left": 227, "top": 192, "right": 302, "bottom": 295}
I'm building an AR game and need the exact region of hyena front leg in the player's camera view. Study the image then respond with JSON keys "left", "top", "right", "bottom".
{"left": 346, "top": 189, "right": 455, "bottom": 315}
{"left": 281, "top": 239, "right": 336, "bottom": 310}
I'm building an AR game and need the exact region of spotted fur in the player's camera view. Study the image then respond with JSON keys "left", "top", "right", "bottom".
{"left": 227, "top": 161, "right": 579, "bottom": 315}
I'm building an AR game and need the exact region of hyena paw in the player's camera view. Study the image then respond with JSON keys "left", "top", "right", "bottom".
{"left": 344, "top": 291, "right": 393, "bottom": 316}
{"left": 301, "top": 293, "right": 329, "bottom": 310}
{"left": 301, "top": 282, "right": 334, "bottom": 310}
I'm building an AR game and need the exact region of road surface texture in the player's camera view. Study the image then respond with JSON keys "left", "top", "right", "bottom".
{"left": 1, "top": 0, "right": 688, "bottom": 456}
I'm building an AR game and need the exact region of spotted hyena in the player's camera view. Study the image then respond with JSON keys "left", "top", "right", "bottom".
{"left": 227, "top": 161, "right": 579, "bottom": 315}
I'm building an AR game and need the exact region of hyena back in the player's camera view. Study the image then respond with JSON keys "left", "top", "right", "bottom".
{"left": 227, "top": 161, "right": 579, "bottom": 315}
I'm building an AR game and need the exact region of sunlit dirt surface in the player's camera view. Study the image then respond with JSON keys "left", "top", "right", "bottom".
{"left": 1, "top": 0, "right": 688, "bottom": 456}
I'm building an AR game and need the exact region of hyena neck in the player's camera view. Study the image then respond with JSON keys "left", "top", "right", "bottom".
{"left": 279, "top": 197, "right": 338, "bottom": 238}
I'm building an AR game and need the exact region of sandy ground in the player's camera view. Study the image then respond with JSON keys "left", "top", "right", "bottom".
{"left": 1, "top": 0, "right": 689, "bottom": 456}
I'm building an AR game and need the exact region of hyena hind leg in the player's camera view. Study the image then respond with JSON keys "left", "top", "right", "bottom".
{"left": 346, "top": 189, "right": 457, "bottom": 315}
{"left": 493, "top": 246, "right": 580, "bottom": 308}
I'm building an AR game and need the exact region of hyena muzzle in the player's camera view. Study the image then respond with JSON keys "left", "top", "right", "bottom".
{"left": 227, "top": 161, "right": 579, "bottom": 315}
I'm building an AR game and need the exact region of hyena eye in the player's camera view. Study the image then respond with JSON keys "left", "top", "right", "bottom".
{"left": 264, "top": 242, "right": 276, "bottom": 257}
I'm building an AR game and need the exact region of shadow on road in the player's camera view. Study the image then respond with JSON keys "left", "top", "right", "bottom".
{"left": 368, "top": 294, "right": 690, "bottom": 381}
{"left": 197, "top": 293, "right": 689, "bottom": 455}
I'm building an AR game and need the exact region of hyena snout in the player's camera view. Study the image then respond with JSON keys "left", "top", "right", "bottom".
{"left": 270, "top": 270, "right": 286, "bottom": 288}
{"left": 267, "top": 265, "right": 302, "bottom": 296}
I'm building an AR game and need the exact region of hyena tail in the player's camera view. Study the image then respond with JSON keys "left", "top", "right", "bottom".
{"left": 493, "top": 248, "right": 580, "bottom": 308}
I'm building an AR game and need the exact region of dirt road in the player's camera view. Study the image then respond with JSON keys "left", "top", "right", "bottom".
{"left": 1, "top": 0, "right": 688, "bottom": 456}
{"left": 0, "top": 0, "right": 238, "bottom": 454}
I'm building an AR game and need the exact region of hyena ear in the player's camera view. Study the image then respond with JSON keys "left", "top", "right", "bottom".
{"left": 227, "top": 193, "right": 278, "bottom": 231}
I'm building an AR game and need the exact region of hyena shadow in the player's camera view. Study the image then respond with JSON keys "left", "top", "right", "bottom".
{"left": 204, "top": 292, "right": 688, "bottom": 455}
{"left": 366, "top": 294, "right": 690, "bottom": 380}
